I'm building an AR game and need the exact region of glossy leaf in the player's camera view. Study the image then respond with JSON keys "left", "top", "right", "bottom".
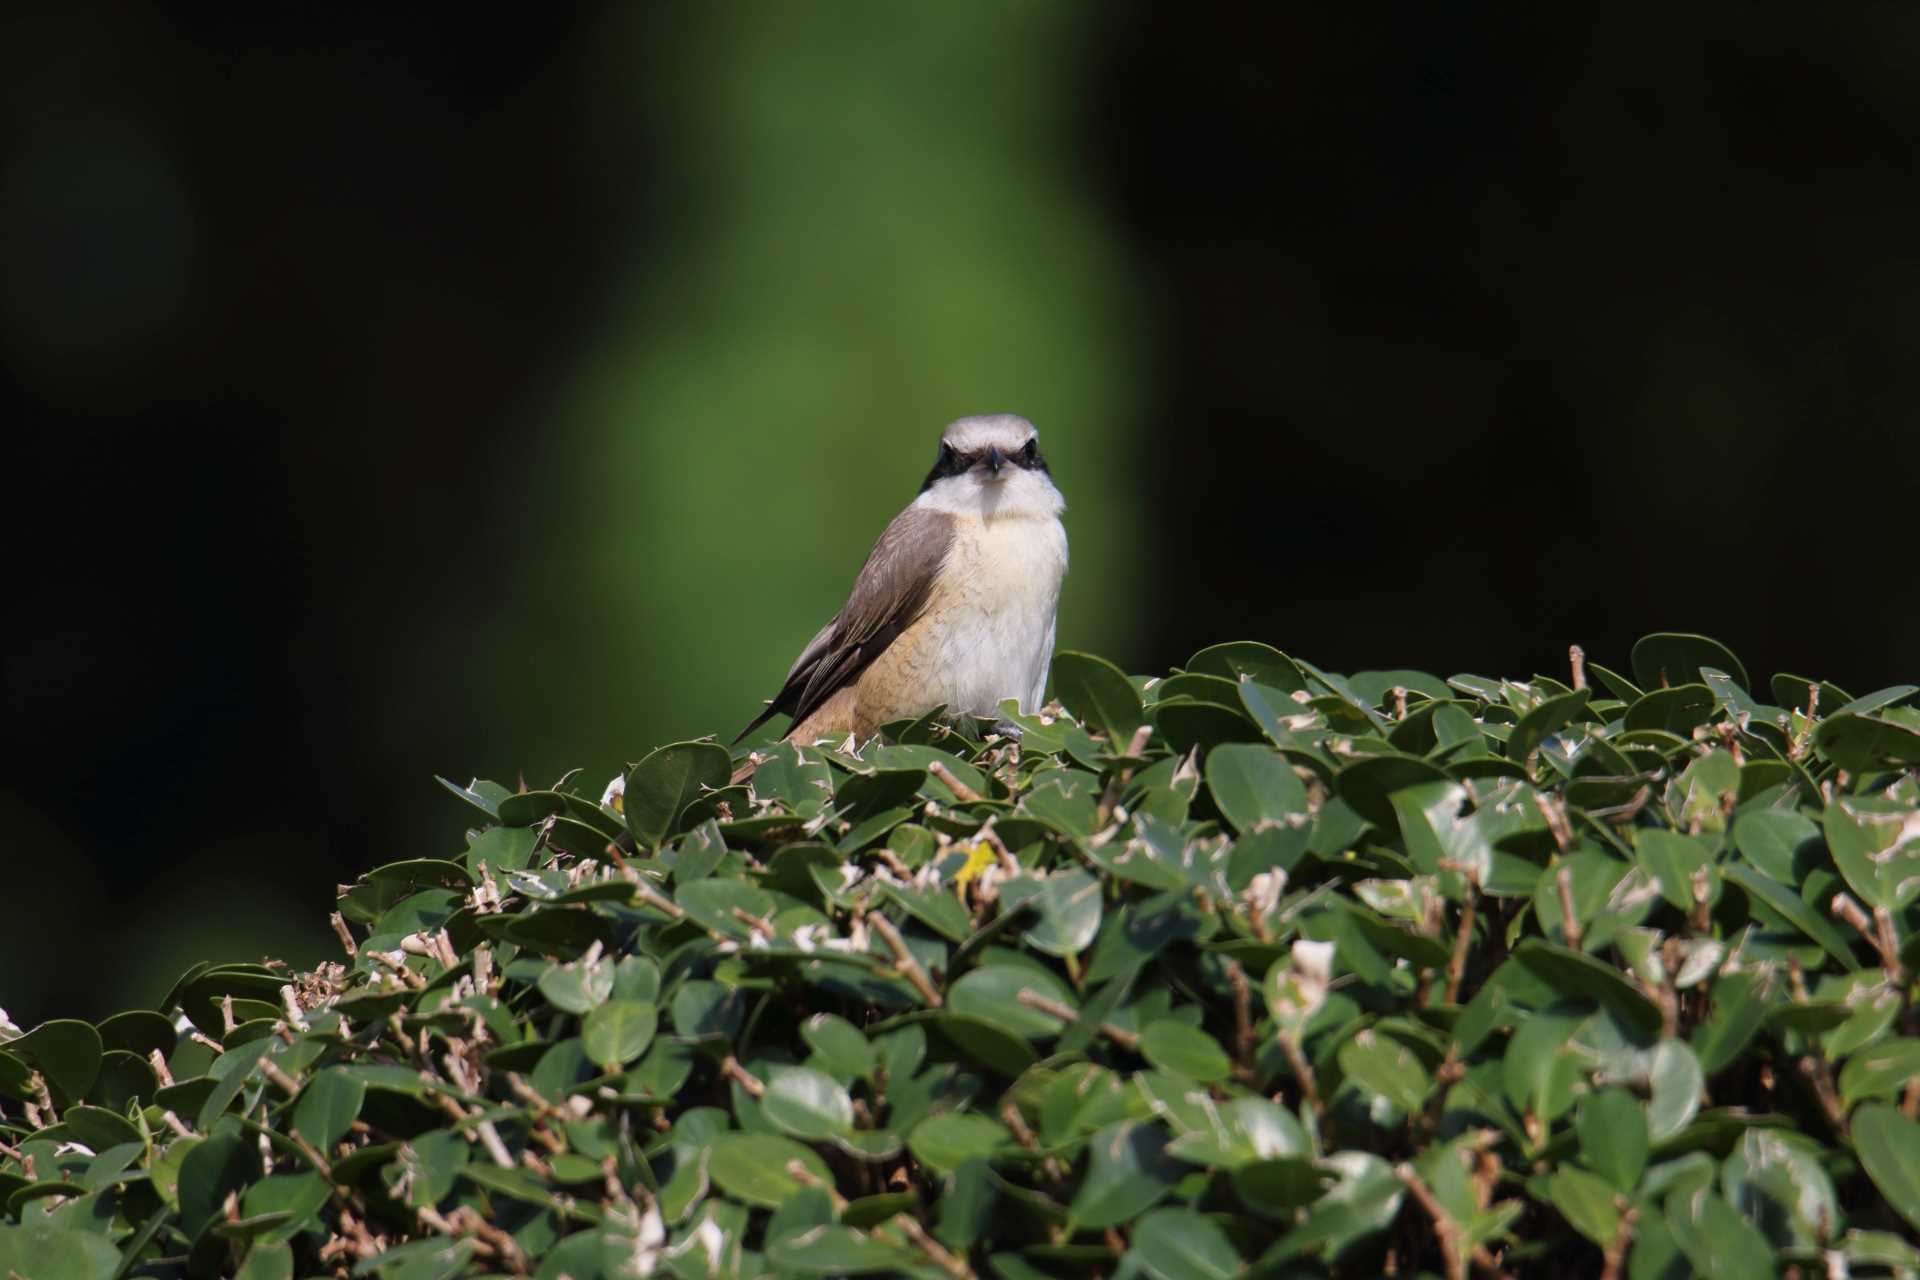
{"left": 625, "top": 741, "right": 732, "bottom": 849}
{"left": 762, "top": 1066, "right": 854, "bottom": 1140}
{"left": 1854, "top": 1104, "right": 1920, "bottom": 1235}
{"left": 707, "top": 1133, "right": 833, "bottom": 1209}
{"left": 1052, "top": 651, "right": 1146, "bottom": 745}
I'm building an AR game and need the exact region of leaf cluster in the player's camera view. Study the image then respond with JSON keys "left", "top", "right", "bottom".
{"left": 4, "top": 633, "right": 1920, "bottom": 1279}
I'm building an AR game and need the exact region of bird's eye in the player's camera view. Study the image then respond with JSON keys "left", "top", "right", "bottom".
{"left": 1018, "top": 439, "right": 1037, "bottom": 460}
{"left": 938, "top": 444, "right": 956, "bottom": 465}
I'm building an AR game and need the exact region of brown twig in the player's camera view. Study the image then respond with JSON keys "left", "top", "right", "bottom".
{"left": 1016, "top": 990, "right": 1139, "bottom": 1049}
{"left": 1534, "top": 791, "right": 1573, "bottom": 852}
{"left": 891, "top": 1213, "right": 975, "bottom": 1280}
{"left": 1001, "top": 1100, "right": 1066, "bottom": 1183}
{"left": 632, "top": 882, "right": 686, "bottom": 921}
{"left": 1874, "top": 905, "right": 1908, "bottom": 985}
{"left": 259, "top": 1058, "right": 302, "bottom": 1097}
{"left": 869, "top": 913, "right": 943, "bottom": 1007}
{"left": 1598, "top": 1203, "right": 1638, "bottom": 1280}
{"left": 1555, "top": 867, "right": 1582, "bottom": 951}
{"left": 1569, "top": 645, "right": 1587, "bottom": 692}
{"left": 1789, "top": 685, "right": 1820, "bottom": 761}
{"left": 1445, "top": 880, "right": 1478, "bottom": 1005}
{"left": 1225, "top": 959, "right": 1256, "bottom": 1070}
{"left": 1276, "top": 1032, "right": 1321, "bottom": 1116}
{"left": 927, "top": 760, "right": 983, "bottom": 804}
{"left": 785, "top": 1160, "right": 849, "bottom": 1211}
{"left": 720, "top": 1056, "right": 766, "bottom": 1099}
{"left": 1396, "top": 1164, "right": 1507, "bottom": 1280}
{"left": 329, "top": 911, "right": 358, "bottom": 957}
{"left": 730, "top": 906, "right": 776, "bottom": 937}
{"left": 1796, "top": 1055, "right": 1848, "bottom": 1138}
{"left": 419, "top": 1204, "right": 529, "bottom": 1275}
{"left": 975, "top": 821, "right": 1021, "bottom": 874}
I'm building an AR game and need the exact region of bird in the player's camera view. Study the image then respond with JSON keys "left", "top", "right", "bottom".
{"left": 733, "top": 414, "right": 1068, "bottom": 763}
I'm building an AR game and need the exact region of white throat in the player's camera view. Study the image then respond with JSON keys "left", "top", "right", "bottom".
{"left": 912, "top": 468, "right": 1066, "bottom": 522}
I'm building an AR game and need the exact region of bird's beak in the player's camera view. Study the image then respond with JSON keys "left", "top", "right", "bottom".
{"left": 985, "top": 445, "right": 1004, "bottom": 476}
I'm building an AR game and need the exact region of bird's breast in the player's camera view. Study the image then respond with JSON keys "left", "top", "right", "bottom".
{"left": 912, "top": 513, "right": 1066, "bottom": 717}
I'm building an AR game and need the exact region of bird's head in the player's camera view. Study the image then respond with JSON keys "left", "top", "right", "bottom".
{"left": 917, "top": 414, "right": 1062, "bottom": 516}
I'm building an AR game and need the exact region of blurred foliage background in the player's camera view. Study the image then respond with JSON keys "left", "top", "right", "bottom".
{"left": 6, "top": 3, "right": 1919, "bottom": 1024}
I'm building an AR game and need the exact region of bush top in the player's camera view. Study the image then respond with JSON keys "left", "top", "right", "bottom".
{"left": 4, "top": 633, "right": 1920, "bottom": 1279}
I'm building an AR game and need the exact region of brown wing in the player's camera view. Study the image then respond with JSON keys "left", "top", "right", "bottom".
{"left": 732, "top": 506, "right": 953, "bottom": 743}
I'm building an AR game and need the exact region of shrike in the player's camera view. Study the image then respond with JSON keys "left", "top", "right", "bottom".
{"left": 735, "top": 414, "right": 1068, "bottom": 752}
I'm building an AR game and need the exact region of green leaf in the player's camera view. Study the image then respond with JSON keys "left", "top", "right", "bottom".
{"left": 178, "top": 1128, "right": 262, "bottom": 1240}
{"left": 1204, "top": 744, "right": 1306, "bottom": 834}
{"left": 1230, "top": 1158, "right": 1329, "bottom": 1217}
{"left": 1815, "top": 712, "right": 1920, "bottom": 771}
{"left": 1576, "top": 1087, "right": 1649, "bottom": 1193}
{"left": 1163, "top": 1097, "right": 1308, "bottom": 1171}
{"left": 1839, "top": 1038, "right": 1920, "bottom": 1107}
{"left": 1002, "top": 870, "right": 1103, "bottom": 957}
{"left": 669, "top": 980, "right": 746, "bottom": 1040}
{"left": 1724, "top": 864, "right": 1860, "bottom": 972}
{"left": 1647, "top": 1038, "right": 1704, "bottom": 1144}
{"left": 935, "top": 1158, "right": 998, "bottom": 1249}
{"left": 1265, "top": 1151, "right": 1404, "bottom": 1261}
{"left": 94, "top": 1009, "right": 176, "bottom": 1060}
{"left": 1337, "top": 1029, "right": 1432, "bottom": 1115}
{"left": 291, "top": 1068, "right": 365, "bottom": 1152}
{"left": 800, "top": 1014, "right": 875, "bottom": 1080}
{"left": 1126, "top": 1208, "right": 1242, "bottom": 1280}
{"left": 1052, "top": 651, "right": 1145, "bottom": 745}
{"left": 762, "top": 1066, "right": 854, "bottom": 1140}
{"left": 60, "top": 1105, "right": 140, "bottom": 1152}
{"left": 1186, "top": 642, "right": 1307, "bottom": 693}
{"left": 1664, "top": 1187, "right": 1776, "bottom": 1280}
{"left": 677, "top": 877, "right": 778, "bottom": 940}
{"left": 1721, "top": 1129, "right": 1837, "bottom": 1250}
{"left": 1634, "top": 828, "right": 1716, "bottom": 913}
{"left": 235, "top": 1240, "right": 294, "bottom": 1280}
{"left": 777, "top": 1225, "right": 919, "bottom": 1274}
{"left": 1507, "top": 688, "right": 1591, "bottom": 768}
{"left": 1624, "top": 685, "right": 1717, "bottom": 737}
{"left": 393, "top": 1129, "right": 468, "bottom": 1209}
{"left": 908, "top": 1112, "right": 1010, "bottom": 1176}
{"left": 1547, "top": 1165, "right": 1622, "bottom": 1246}
{"left": 883, "top": 883, "right": 972, "bottom": 943}
{"left": 1631, "top": 633, "right": 1749, "bottom": 693}
{"left": 0, "top": 1222, "right": 119, "bottom": 1280}
{"left": 1691, "top": 971, "right": 1769, "bottom": 1077}
{"left": 7, "top": 1020, "right": 102, "bottom": 1102}
{"left": 624, "top": 741, "right": 732, "bottom": 849}
{"left": 1068, "top": 1121, "right": 1182, "bottom": 1229}
{"left": 932, "top": 1014, "right": 1038, "bottom": 1078}
{"left": 1731, "top": 809, "right": 1817, "bottom": 884}
{"left": 1138, "top": 1020, "right": 1232, "bottom": 1083}
{"left": 1502, "top": 1003, "right": 1593, "bottom": 1127}
{"left": 465, "top": 825, "right": 538, "bottom": 877}
{"left": 948, "top": 964, "right": 1078, "bottom": 1040}
{"left": 581, "top": 1000, "right": 657, "bottom": 1069}
{"left": 1854, "top": 1103, "right": 1920, "bottom": 1235}
{"left": 1825, "top": 795, "right": 1920, "bottom": 912}
{"left": 1512, "top": 940, "right": 1663, "bottom": 1042}
{"left": 673, "top": 820, "right": 729, "bottom": 883}
{"left": 537, "top": 957, "right": 613, "bottom": 1014}
{"left": 706, "top": 1133, "right": 833, "bottom": 1209}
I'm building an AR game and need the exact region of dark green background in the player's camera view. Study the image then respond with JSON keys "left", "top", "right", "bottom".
{"left": 7, "top": 4, "right": 1916, "bottom": 1023}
